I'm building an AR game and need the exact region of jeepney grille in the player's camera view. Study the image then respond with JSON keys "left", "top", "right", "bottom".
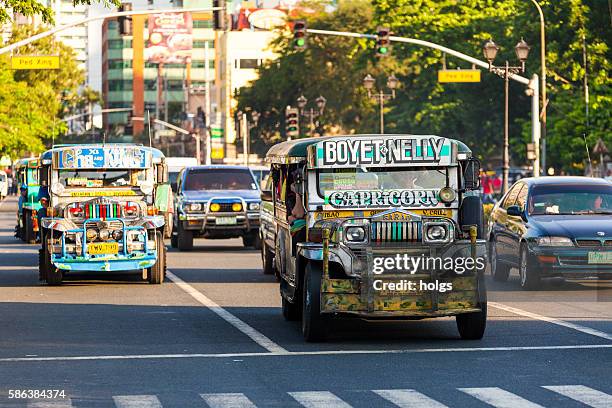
{"left": 370, "top": 221, "right": 421, "bottom": 243}
{"left": 84, "top": 203, "right": 122, "bottom": 219}
{"left": 75, "top": 220, "right": 125, "bottom": 230}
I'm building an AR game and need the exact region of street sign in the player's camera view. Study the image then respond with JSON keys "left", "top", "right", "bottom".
{"left": 11, "top": 55, "right": 60, "bottom": 70}
{"left": 210, "top": 127, "right": 223, "bottom": 139}
{"left": 211, "top": 147, "right": 224, "bottom": 159}
{"left": 438, "top": 69, "right": 480, "bottom": 83}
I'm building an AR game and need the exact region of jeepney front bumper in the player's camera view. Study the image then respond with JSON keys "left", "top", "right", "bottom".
{"left": 45, "top": 217, "right": 163, "bottom": 272}
{"left": 299, "top": 239, "right": 487, "bottom": 317}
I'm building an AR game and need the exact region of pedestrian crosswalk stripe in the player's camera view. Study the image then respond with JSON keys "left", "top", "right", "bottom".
{"left": 373, "top": 389, "right": 449, "bottom": 407}
{"left": 27, "top": 399, "right": 73, "bottom": 408}
{"left": 201, "top": 393, "right": 257, "bottom": 408}
{"left": 543, "top": 385, "right": 612, "bottom": 408}
{"left": 113, "top": 395, "right": 163, "bottom": 408}
{"left": 289, "top": 391, "right": 353, "bottom": 408}
{"left": 459, "top": 387, "right": 545, "bottom": 408}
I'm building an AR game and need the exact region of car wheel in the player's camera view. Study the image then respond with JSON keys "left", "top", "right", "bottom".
{"left": 177, "top": 224, "right": 193, "bottom": 251}
{"left": 301, "top": 262, "right": 328, "bottom": 342}
{"left": 490, "top": 240, "right": 510, "bottom": 282}
{"left": 519, "top": 243, "right": 540, "bottom": 290}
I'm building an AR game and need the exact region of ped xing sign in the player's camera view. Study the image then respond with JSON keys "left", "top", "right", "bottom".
{"left": 438, "top": 69, "right": 480, "bottom": 83}
{"left": 11, "top": 55, "right": 60, "bottom": 70}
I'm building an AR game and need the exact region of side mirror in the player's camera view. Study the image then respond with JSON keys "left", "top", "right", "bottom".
{"left": 507, "top": 205, "right": 526, "bottom": 220}
{"left": 260, "top": 189, "right": 273, "bottom": 202}
{"left": 463, "top": 158, "right": 481, "bottom": 190}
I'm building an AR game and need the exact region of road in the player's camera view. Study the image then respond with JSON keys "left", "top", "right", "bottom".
{"left": 0, "top": 196, "right": 610, "bottom": 407}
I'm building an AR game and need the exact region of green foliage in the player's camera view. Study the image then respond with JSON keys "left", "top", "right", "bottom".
{"left": 238, "top": 0, "right": 610, "bottom": 173}
{"left": 0, "top": 0, "right": 119, "bottom": 25}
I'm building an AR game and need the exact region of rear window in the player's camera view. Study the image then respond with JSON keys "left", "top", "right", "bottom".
{"left": 183, "top": 169, "right": 257, "bottom": 191}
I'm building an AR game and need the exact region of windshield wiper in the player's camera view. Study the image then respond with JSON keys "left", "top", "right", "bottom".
{"left": 573, "top": 209, "right": 612, "bottom": 215}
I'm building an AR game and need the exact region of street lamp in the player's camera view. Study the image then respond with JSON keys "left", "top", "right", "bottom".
{"left": 296, "top": 95, "right": 327, "bottom": 137}
{"left": 237, "top": 108, "right": 260, "bottom": 165}
{"left": 363, "top": 74, "right": 399, "bottom": 134}
{"left": 483, "top": 37, "right": 530, "bottom": 195}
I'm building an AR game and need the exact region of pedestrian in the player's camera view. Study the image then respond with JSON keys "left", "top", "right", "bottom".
{"left": 7, "top": 176, "right": 13, "bottom": 195}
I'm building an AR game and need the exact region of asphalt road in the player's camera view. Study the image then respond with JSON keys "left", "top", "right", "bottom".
{"left": 0, "top": 196, "right": 610, "bottom": 408}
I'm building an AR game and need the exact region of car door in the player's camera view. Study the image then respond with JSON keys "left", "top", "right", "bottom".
{"left": 505, "top": 183, "right": 528, "bottom": 265}
{"left": 493, "top": 184, "right": 521, "bottom": 261}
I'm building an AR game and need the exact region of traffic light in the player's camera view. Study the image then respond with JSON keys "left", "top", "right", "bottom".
{"left": 292, "top": 20, "right": 307, "bottom": 50}
{"left": 118, "top": 3, "right": 132, "bottom": 36}
{"left": 213, "top": 0, "right": 227, "bottom": 31}
{"left": 376, "top": 26, "right": 391, "bottom": 57}
{"left": 285, "top": 107, "right": 300, "bottom": 139}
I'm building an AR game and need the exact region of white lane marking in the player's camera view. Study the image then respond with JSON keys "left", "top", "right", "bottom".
{"left": 490, "top": 302, "right": 612, "bottom": 341}
{"left": 165, "top": 270, "right": 287, "bottom": 353}
{"left": 200, "top": 393, "right": 257, "bottom": 408}
{"left": 543, "top": 385, "right": 612, "bottom": 408}
{"left": 113, "top": 395, "right": 163, "bottom": 408}
{"left": 373, "top": 389, "right": 448, "bottom": 407}
{"left": 1, "top": 343, "right": 611, "bottom": 363}
{"left": 289, "top": 391, "right": 352, "bottom": 408}
{"left": 27, "top": 399, "right": 73, "bottom": 408}
{"left": 459, "top": 387, "right": 544, "bottom": 408}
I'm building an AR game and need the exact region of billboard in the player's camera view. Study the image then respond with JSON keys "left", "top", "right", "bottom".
{"left": 146, "top": 12, "right": 193, "bottom": 64}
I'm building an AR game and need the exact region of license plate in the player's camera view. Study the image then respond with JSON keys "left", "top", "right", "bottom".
{"left": 88, "top": 242, "right": 119, "bottom": 255}
{"left": 216, "top": 216, "right": 237, "bottom": 225}
{"left": 588, "top": 252, "right": 612, "bottom": 264}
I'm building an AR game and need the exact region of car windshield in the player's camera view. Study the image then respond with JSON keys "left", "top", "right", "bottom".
{"left": 528, "top": 184, "right": 612, "bottom": 215}
{"left": 184, "top": 168, "right": 257, "bottom": 191}
{"left": 318, "top": 167, "right": 450, "bottom": 196}
{"left": 58, "top": 169, "right": 146, "bottom": 188}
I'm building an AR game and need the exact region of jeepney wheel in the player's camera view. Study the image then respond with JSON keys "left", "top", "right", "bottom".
{"left": 302, "top": 262, "right": 328, "bottom": 342}
{"left": 170, "top": 229, "right": 178, "bottom": 248}
{"left": 261, "top": 240, "right": 275, "bottom": 276}
{"left": 148, "top": 231, "right": 165, "bottom": 284}
{"left": 519, "top": 244, "right": 540, "bottom": 291}
{"left": 176, "top": 224, "right": 193, "bottom": 251}
{"left": 456, "top": 302, "right": 487, "bottom": 340}
{"left": 490, "top": 240, "right": 510, "bottom": 282}
{"left": 42, "top": 242, "right": 62, "bottom": 286}
{"left": 242, "top": 232, "right": 260, "bottom": 249}
{"left": 282, "top": 296, "right": 300, "bottom": 321}
{"left": 24, "top": 210, "right": 35, "bottom": 244}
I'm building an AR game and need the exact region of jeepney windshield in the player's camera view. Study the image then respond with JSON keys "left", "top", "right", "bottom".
{"left": 318, "top": 167, "right": 449, "bottom": 195}
{"left": 58, "top": 169, "right": 147, "bottom": 188}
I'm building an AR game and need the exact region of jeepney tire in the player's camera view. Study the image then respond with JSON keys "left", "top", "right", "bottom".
{"left": 519, "top": 244, "right": 541, "bottom": 291}
{"left": 261, "top": 240, "right": 275, "bottom": 275}
{"left": 170, "top": 230, "right": 178, "bottom": 248}
{"left": 43, "top": 244, "right": 62, "bottom": 286}
{"left": 459, "top": 196, "right": 485, "bottom": 239}
{"left": 302, "top": 262, "right": 328, "bottom": 342}
{"left": 282, "top": 296, "right": 300, "bottom": 321}
{"left": 148, "top": 232, "right": 165, "bottom": 284}
{"left": 490, "top": 240, "right": 510, "bottom": 282}
{"left": 456, "top": 301, "right": 487, "bottom": 340}
{"left": 38, "top": 248, "right": 47, "bottom": 282}
{"left": 242, "top": 232, "right": 260, "bottom": 249}
{"left": 177, "top": 225, "right": 193, "bottom": 251}
{"left": 24, "top": 210, "right": 35, "bottom": 244}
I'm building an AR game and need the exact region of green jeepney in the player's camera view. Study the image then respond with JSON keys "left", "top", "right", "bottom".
{"left": 265, "top": 134, "right": 487, "bottom": 341}
{"left": 15, "top": 157, "right": 42, "bottom": 243}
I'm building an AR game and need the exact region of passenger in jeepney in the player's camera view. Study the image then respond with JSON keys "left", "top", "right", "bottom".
{"left": 286, "top": 168, "right": 306, "bottom": 239}
{"left": 36, "top": 181, "right": 50, "bottom": 242}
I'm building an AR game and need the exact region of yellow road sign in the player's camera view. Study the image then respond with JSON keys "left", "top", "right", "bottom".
{"left": 438, "top": 69, "right": 480, "bottom": 83}
{"left": 211, "top": 147, "right": 224, "bottom": 160}
{"left": 11, "top": 55, "right": 60, "bottom": 70}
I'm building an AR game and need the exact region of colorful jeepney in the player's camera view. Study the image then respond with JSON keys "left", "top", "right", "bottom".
{"left": 15, "top": 157, "right": 42, "bottom": 243}
{"left": 265, "top": 134, "right": 487, "bottom": 341}
{"left": 38, "top": 144, "right": 171, "bottom": 285}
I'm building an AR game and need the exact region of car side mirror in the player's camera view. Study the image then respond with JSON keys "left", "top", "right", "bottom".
{"left": 507, "top": 205, "right": 526, "bottom": 220}
{"left": 463, "top": 157, "right": 481, "bottom": 190}
{"left": 260, "top": 189, "right": 273, "bottom": 202}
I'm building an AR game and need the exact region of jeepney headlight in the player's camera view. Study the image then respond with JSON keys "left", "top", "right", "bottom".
{"left": 248, "top": 202, "right": 260, "bottom": 211}
{"left": 112, "top": 230, "right": 123, "bottom": 241}
{"left": 345, "top": 226, "right": 366, "bottom": 242}
{"left": 423, "top": 221, "right": 453, "bottom": 244}
{"left": 439, "top": 187, "right": 456, "bottom": 203}
{"left": 99, "top": 228, "right": 111, "bottom": 241}
{"left": 427, "top": 225, "right": 447, "bottom": 240}
{"left": 50, "top": 182, "right": 64, "bottom": 195}
{"left": 232, "top": 203, "right": 242, "bottom": 212}
{"left": 86, "top": 229, "right": 98, "bottom": 241}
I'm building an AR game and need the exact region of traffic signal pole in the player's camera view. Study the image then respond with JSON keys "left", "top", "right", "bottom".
{"left": 305, "top": 28, "right": 541, "bottom": 177}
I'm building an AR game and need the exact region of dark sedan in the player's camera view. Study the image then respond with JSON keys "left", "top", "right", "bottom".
{"left": 488, "top": 176, "right": 612, "bottom": 289}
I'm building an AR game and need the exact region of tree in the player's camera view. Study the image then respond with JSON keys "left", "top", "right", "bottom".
{"left": 0, "top": 0, "right": 118, "bottom": 25}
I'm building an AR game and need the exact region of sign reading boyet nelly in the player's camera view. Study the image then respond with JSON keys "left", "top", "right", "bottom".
{"left": 316, "top": 136, "right": 452, "bottom": 167}
{"left": 325, "top": 189, "right": 440, "bottom": 209}
{"left": 55, "top": 147, "right": 151, "bottom": 169}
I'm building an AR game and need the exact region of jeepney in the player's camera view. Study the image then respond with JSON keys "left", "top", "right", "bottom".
{"left": 265, "top": 134, "right": 487, "bottom": 341}
{"left": 15, "top": 157, "right": 42, "bottom": 243}
{"left": 38, "top": 144, "right": 171, "bottom": 285}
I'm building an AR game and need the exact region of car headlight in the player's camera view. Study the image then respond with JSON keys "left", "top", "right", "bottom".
{"left": 537, "top": 236, "right": 573, "bottom": 246}
{"left": 345, "top": 226, "right": 366, "bottom": 242}
{"left": 248, "top": 202, "right": 260, "bottom": 211}
{"left": 209, "top": 203, "right": 221, "bottom": 212}
{"left": 439, "top": 187, "right": 456, "bottom": 203}
{"left": 232, "top": 203, "right": 242, "bottom": 212}
{"left": 185, "top": 202, "right": 202, "bottom": 212}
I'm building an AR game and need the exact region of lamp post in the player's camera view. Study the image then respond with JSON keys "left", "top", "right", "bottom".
{"left": 363, "top": 74, "right": 399, "bottom": 134}
{"left": 237, "top": 109, "right": 259, "bottom": 165}
{"left": 296, "top": 95, "right": 327, "bottom": 137}
{"left": 483, "top": 38, "right": 530, "bottom": 195}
